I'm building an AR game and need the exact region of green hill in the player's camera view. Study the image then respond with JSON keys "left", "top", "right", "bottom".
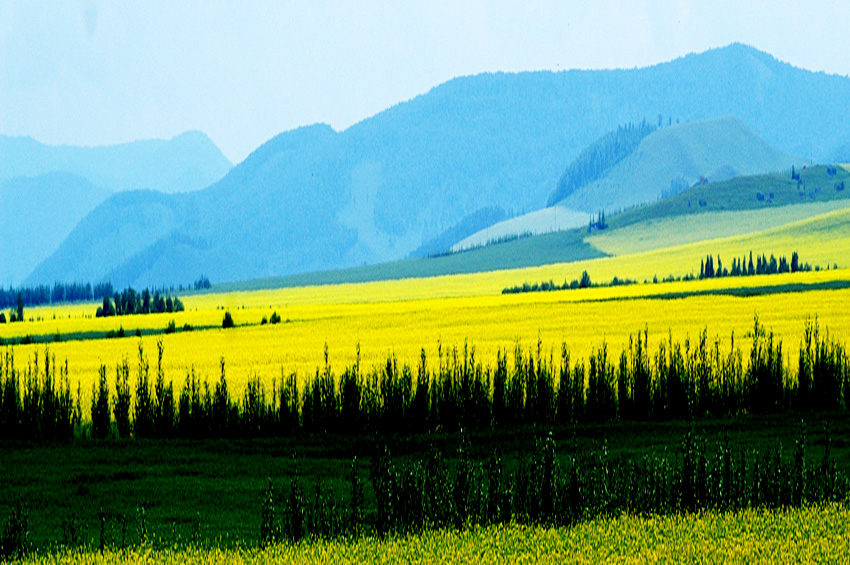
{"left": 458, "top": 117, "right": 800, "bottom": 251}
{"left": 547, "top": 121, "right": 656, "bottom": 207}
{"left": 610, "top": 164, "right": 850, "bottom": 229}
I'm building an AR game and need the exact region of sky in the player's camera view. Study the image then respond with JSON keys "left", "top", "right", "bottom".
{"left": 2, "top": 1, "right": 849, "bottom": 165}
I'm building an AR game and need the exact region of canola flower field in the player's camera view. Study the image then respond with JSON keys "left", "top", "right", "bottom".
{"left": 2, "top": 270, "right": 850, "bottom": 408}
{"left": 17, "top": 504, "right": 850, "bottom": 564}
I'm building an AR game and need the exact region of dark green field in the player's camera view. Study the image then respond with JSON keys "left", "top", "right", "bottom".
{"left": 3, "top": 412, "right": 848, "bottom": 549}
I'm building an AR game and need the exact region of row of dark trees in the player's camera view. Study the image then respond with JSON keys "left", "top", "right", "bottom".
{"left": 1, "top": 318, "right": 848, "bottom": 441}
{"left": 502, "top": 271, "right": 637, "bottom": 295}
{"left": 0, "top": 349, "right": 79, "bottom": 441}
{"left": 96, "top": 288, "right": 184, "bottom": 318}
{"left": 0, "top": 283, "right": 114, "bottom": 310}
{"left": 700, "top": 251, "right": 810, "bottom": 279}
{"left": 1, "top": 275, "right": 211, "bottom": 313}
{"left": 0, "top": 294, "right": 24, "bottom": 324}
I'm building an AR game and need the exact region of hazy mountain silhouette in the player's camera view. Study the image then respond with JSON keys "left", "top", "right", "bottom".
{"left": 1, "top": 131, "right": 232, "bottom": 285}
{"left": 28, "top": 44, "right": 850, "bottom": 287}
{"left": 0, "top": 131, "right": 232, "bottom": 194}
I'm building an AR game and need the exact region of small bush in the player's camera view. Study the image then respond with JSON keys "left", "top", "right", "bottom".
{"left": 164, "top": 320, "right": 176, "bottom": 334}
{"left": 222, "top": 312, "right": 235, "bottom": 329}
{"left": 270, "top": 312, "right": 282, "bottom": 324}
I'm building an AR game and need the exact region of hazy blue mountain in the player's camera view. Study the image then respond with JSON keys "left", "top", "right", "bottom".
{"left": 0, "top": 130, "right": 232, "bottom": 194}
{"left": 27, "top": 125, "right": 354, "bottom": 287}
{"left": 0, "top": 172, "right": 110, "bottom": 285}
{"left": 29, "top": 44, "right": 850, "bottom": 287}
{"left": 1, "top": 131, "right": 231, "bottom": 285}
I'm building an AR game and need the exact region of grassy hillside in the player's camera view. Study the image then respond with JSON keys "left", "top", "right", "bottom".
{"left": 451, "top": 206, "right": 589, "bottom": 252}
{"left": 218, "top": 165, "right": 850, "bottom": 292}
{"left": 579, "top": 208, "right": 850, "bottom": 284}
{"left": 560, "top": 117, "right": 799, "bottom": 213}
{"left": 610, "top": 164, "right": 850, "bottom": 228}
{"left": 30, "top": 44, "right": 850, "bottom": 288}
{"left": 547, "top": 120, "right": 656, "bottom": 206}
{"left": 588, "top": 199, "right": 850, "bottom": 257}
{"left": 216, "top": 230, "right": 604, "bottom": 292}
{"left": 461, "top": 117, "right": 800, "bottom": 250}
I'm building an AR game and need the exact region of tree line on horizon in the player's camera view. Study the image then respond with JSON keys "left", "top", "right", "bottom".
{"left": 700, "top": 251, "right": 811, "bottom": 279}
{"left": 0, "top": 282, "right": 113, "bottom": 313}
{"left": 0, "top": 276, "right": 212, "bottom": 313}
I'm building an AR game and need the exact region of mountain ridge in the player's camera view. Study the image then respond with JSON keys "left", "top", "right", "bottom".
{"left": 0, "top": 130, "right": 232, "bottom": 193}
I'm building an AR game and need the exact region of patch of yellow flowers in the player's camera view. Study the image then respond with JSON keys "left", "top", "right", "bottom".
{"left": 20, "top": 504, "right": 850, "bottom": 564}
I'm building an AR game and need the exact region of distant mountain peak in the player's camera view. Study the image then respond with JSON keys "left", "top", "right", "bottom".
{"left": 0, "top": 131, "right": 232, "bottom": 194}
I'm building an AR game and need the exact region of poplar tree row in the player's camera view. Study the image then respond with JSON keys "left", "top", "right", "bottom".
{"left": 700, "top": 251, "right": 810, "bottom": 279}
{"left": 1, "top": 318, "right": 848, "bottom": 441}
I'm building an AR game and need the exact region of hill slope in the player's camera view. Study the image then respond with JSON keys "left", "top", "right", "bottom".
{"left": 559, "top": 116, "right": 799, "bottom": 213}
{"left": 455, "top": 117, "right": 799, "bottom": 249}
{"left": 30, "top": 43, "right": 850, "bottom": 287}
{"left": 1, "top": 132, "right": 232, "bottom": 285}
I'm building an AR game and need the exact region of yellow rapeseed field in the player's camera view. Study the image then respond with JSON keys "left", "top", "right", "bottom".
{"left": 3, "top": 206, "right": 850, "bottom": 408}
{"left": 20, "top": 504, "right": 850, "bottom": 564}
{"left": 3, "top": 270, "right": 850, "bottom": 409}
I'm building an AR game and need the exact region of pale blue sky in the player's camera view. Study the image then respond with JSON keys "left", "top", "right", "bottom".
{"left": 1, "top": 1, "right": 848, "bottom": 164}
